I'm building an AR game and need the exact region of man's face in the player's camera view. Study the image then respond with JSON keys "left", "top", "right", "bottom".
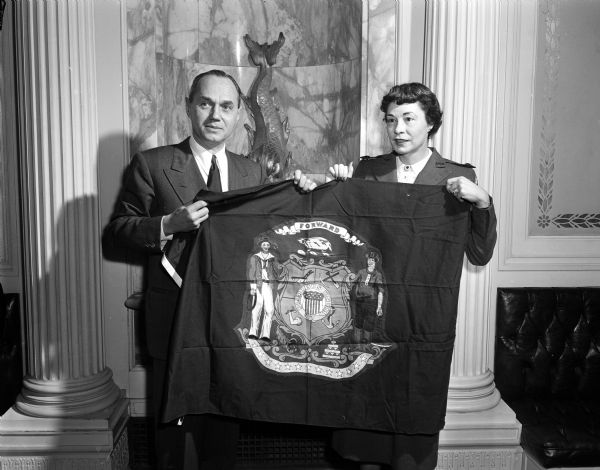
{"left": 186, "top": 75, "right": 241, "bottom": 150}
{"left": 260, "top": 241, "right": 271, "bottom": 252}
{"left": 367, "top": 257, "right": 375, "bottom": 270}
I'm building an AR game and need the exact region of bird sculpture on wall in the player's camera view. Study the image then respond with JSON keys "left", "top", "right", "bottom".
{"left": 243, "top": 32, "right": 293, "bottom": 181}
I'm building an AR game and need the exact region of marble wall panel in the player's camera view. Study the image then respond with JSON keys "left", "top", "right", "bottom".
{"left": 362, "top": 0, "right": 399, "bottom": 157}
{"left": 158, "top": 0, "right": 361, "bottom": 66}
{"left": 127, "top": 0, "right": 159, "bottom": 151}
{"left": 127, "top": 0, "right": 362, "bottom": 174}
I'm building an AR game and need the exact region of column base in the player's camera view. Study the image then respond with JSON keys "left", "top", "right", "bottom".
{"left": 0, "top": 394, "right": 129, "bottom": 469}
{"left": 437, "top": 399, "right": 523, "bottom": 470}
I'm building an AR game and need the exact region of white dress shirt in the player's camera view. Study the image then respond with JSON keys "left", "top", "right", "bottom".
{"left": 395, "top": 149, "right": 432, "bottom": 184}
{"left": 188, "top": 137, "right": 229, "bottom": 192}
{"left": 160, "top": 137, "right": 229, "bottom": 244}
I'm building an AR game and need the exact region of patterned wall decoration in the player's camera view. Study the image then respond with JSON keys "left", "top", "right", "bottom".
{"left": 532, "top": 0, "right": 600, "bottom": 234}
{"left": 126, "top": 0, "right": 362, "bottom": 176}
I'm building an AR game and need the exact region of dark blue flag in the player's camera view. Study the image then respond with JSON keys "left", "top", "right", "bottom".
{"left": 162, "top": 179, "right": 470, "bottom": 434}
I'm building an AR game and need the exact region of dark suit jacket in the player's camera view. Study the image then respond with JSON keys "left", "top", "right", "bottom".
{"left": 354, "top": 148, "right": 497, "bottom": 266}
{"left": 104, "top": 138, "right": 267, "bottom": 359}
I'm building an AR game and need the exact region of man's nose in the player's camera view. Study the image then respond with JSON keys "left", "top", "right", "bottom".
{"left": 209, "top": 105, "right": 221, "bottom": 119}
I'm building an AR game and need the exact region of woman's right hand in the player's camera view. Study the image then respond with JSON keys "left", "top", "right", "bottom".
{"left": 327, "top": 162, "right": 354, "bottom": 181}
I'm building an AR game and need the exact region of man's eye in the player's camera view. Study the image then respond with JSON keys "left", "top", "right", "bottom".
{"left": 222, "top": 104, "right": 234, "bottom": 111}
{"left": 198, "top": 102, "right": 210, "bottom": 109}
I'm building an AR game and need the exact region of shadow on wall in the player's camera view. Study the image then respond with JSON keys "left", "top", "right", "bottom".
{"left": 0, "top": 281, "right": 21, "bottom": 415}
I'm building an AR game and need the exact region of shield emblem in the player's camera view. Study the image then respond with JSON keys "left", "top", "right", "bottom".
{"left": 276, "top": 257, "right": 354, "bottom": 344}
{"left": 235, "top": 218, "right": 394, "bottom": 379}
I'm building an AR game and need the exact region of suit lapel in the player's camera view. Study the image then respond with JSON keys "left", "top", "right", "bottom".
{"left": 164, "top": 138, "right": 205, "bottom": 204}
{"left": 414, "top": 149, "right": 453, "bottom": 185}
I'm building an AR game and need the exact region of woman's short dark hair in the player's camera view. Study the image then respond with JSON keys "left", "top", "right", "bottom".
{"left": 188, "top": 69, "right": 243, "bottom": 107}
{"left": 380, "top": 83, "right": 443, "bottom": 137}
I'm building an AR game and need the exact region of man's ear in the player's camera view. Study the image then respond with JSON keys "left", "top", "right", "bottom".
{"left": 185, "top": 97, "right": 191, "bottom": 118}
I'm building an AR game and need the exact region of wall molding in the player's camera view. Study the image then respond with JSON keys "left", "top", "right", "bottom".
{"left": 534, "top": 0, "right": 599, "bottom": 231}
{"left": 498, "top": 0, "right": 600, "bottom": 270}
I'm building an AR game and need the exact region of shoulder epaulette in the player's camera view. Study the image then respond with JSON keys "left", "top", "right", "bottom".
{"left": 448, "top": 161, "right": 476, "bottom": 169}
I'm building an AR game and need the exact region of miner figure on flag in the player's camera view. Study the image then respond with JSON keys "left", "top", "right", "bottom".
{"left": 247, "top": 236, "right": 285, "bottom": 342}
{"left": 350, "top": 251, "right": 385, "bottom": 349}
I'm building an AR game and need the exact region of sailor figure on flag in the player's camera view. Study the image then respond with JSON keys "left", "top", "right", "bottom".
{"left": 247, "top": 236, "right": 284, "bottom": 341}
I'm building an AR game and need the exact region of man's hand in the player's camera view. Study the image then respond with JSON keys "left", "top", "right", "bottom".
{"left": 293, "top": 170, "right": 318, "bottom": 192}
{"left": 327, "top": 162, "right": 354, "bottom": 181}
{"left": 446, "top": 176, "right": 491, "bottom": 209}
{"left": 163, "top": 200, "right": 209, "bottom": 235}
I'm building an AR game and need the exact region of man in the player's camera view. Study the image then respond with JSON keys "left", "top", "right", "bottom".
{"left": 104, "top": 69, "right": 319, "bottom": 469}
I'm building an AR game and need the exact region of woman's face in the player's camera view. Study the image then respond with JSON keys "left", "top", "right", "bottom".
{"left": 384, "top": 101, "right": 433, "bottom": 159}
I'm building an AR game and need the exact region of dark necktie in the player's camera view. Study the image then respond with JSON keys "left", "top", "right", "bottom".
{"left": 207, "top": 154, "right": 222, "bottom": 192}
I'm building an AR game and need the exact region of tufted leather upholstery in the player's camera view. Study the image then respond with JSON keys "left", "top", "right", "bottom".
{"left": 495, "top": 288, "right": 600, "bottom": 468}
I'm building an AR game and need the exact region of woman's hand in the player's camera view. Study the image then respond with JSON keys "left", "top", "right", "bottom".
{"left": 446, "top": 176, "right": 491, "bottom": 209}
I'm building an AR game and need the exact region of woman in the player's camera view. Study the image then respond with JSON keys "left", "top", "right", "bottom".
{"left": 331, "top": 83, "right": 497, "bottom": 470}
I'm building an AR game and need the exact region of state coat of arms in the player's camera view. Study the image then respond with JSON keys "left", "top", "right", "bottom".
{"left": 235, "top": 219, "right": 394, "bottom": 379}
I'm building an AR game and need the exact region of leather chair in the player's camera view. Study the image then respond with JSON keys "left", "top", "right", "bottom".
{"left": 495, "top": 288, "right": 600, "bottom": 468}
{"left": 0, "top": 282, "right": 22, "bottom": 415}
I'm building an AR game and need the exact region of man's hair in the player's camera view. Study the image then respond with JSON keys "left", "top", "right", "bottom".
{"left": 380, "top": 82, "right": 443, "bottom": 137}
{"left": 188, "top": 69, "right": 243, "bottom": 107}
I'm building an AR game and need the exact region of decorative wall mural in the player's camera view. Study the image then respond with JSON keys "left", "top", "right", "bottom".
{"left": 126, "top": 0, "right": 361, "bottom": 175}
{"left": 533, "top": 0, "right": 600, "bottom": 233}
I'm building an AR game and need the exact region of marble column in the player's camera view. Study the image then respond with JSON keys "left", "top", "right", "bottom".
{"left": 0, "top": 1, "right": 128, "bottom": 468}
{"left": 423, "top": 0, "right": 523, "bottom": 468}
